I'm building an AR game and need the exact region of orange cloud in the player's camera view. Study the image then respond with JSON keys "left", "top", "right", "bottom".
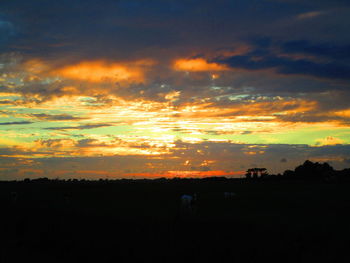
{"left": 54, "top": 60, "right": 148, "bottom": 83}
{"left": 173, "top": 58, "right": 228, "bottom": 72}
{"left": 334, "top": 109, "right": 350, "bottom": 118}
{"left": 21, "top": 58, "right": 155, "bottom": 85}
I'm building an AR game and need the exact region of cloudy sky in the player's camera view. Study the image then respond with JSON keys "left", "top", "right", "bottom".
{"left": 1, "top": 0, "right": 350, "bottom": 179}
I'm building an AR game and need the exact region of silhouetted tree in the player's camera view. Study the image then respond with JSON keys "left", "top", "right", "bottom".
{"left": 246, "top": 168, "right": 269, "bottom": 179}
{"left": 245, "top": 169, "right": 252, "bottom": 179}
{"left": 284, "top": 160, "right": 334, "bottom": 180}
{"left": 260, "top": 168, "right": 268, "bottom": 178}
{"left": 252, "top": 168, "right": 259, "bottom": 179}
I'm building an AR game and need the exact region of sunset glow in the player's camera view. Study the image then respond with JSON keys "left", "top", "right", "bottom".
{"left": 174, "top": 58, "right": 229, "bottom": 72}
{"left": 1, "top": 0, "right": 350, "bottom": 180}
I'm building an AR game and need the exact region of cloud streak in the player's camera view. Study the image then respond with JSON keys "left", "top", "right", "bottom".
{"left": 44, "top": 123, "right": 113, "bottom": 130}
{"left": 0, "top": 121, "right": 33, "bottom": 125}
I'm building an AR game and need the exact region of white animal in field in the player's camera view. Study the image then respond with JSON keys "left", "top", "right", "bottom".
{"left": 224, "top": 192, "right": 236, "bottom": 199}
{"left": 181, "top": 194, "right": 197, "bottom": 212}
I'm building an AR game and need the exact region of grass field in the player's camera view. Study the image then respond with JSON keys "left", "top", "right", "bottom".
{"left": 0, "top": 179, "right": 348, "bottom": 262}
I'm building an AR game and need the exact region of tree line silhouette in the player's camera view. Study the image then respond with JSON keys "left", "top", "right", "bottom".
{"left": 245, "top": 160, "right": 349, "bottom": 182}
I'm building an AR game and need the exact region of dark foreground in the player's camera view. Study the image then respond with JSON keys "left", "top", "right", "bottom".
{"left": 0, "top": 178, "right": 348, "bottom": 263}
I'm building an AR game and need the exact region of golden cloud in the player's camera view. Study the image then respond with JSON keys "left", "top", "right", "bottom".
{"left": 334, "top": 109, "right": 350, "bottom": 118}
{"left": 177, "top": 99, "right": 317, "bottom": 118}
{"left": 21, "top": 58, "right": 155, "bottom": 85}
{"left": 54, "top": 60, "right": 153, "bottom": 83}
{"left": 173, "top": 58, "right": 229, "bottom": 72}
{"left": 315, "top": 136, "right": 344, "bottom": 146}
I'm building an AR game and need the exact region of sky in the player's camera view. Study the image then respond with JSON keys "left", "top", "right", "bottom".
{"left": 1, "top": 0, "right": 350, "bottom": 180}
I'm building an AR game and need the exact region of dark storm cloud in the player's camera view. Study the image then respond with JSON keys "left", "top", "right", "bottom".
{"left": 2, "top": 0, "right": 346, "bottom": 60}
{"left": 0, "top": 19, "right": 15, "bottom": 44}
{"left": 282, "top": 40, "right": 350, "bottom": 60}
{"left": 216, "top": 40, "right": 350, "bottom": 80}
{"left": 271, "top": 0, "right": 350, "bottom": 8}
{"left": 0, "top": 0, "right": 184, "bottom": 60}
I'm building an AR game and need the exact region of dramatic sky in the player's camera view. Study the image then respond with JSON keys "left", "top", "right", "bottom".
{"left": 1, "top": 0, "right": 350, "bottom": 179}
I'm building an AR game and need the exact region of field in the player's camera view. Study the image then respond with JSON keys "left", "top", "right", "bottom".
{"left": 0, "top": 179, "right": 348, "bottom": 262}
